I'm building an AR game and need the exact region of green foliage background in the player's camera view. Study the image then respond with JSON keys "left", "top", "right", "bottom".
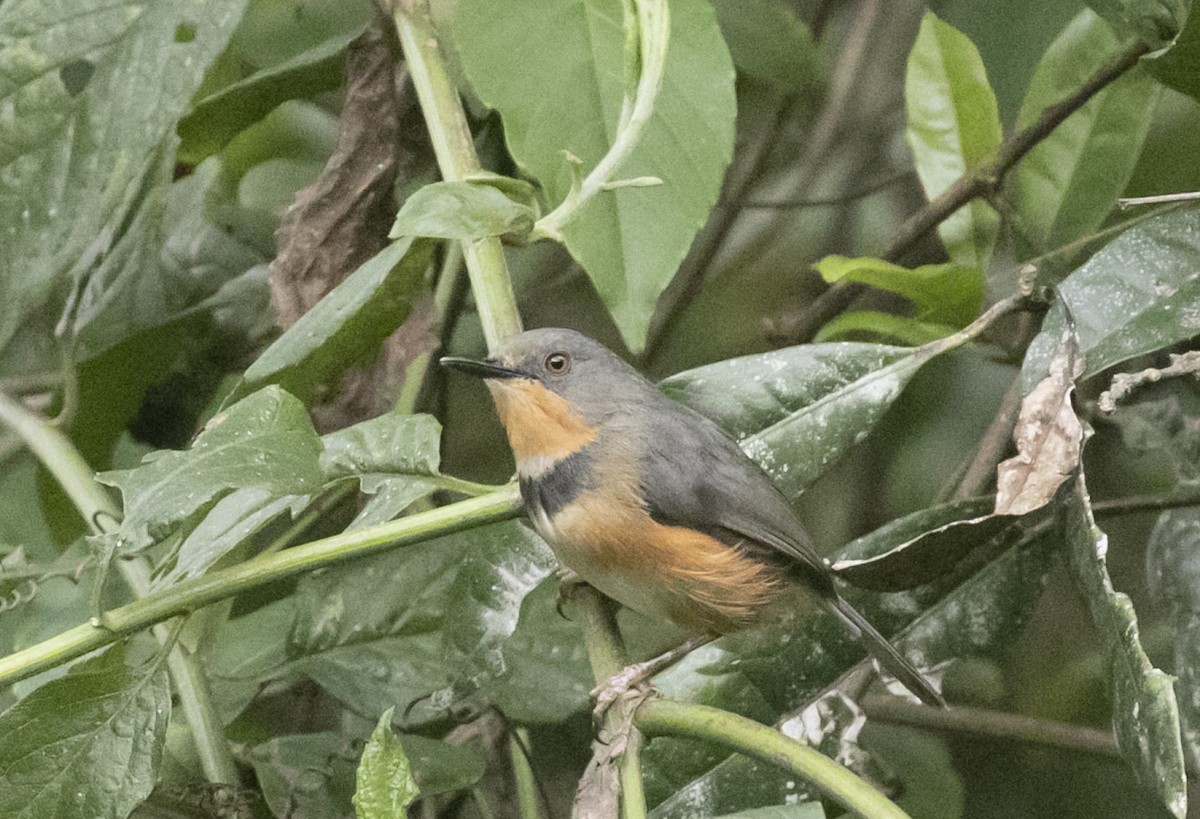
{"left": 2, "top": 0, "right": 1200, "bottom": 817}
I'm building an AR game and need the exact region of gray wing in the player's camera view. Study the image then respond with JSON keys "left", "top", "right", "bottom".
{"left": 638, "top": 399, "right": 833, "bottom": 589}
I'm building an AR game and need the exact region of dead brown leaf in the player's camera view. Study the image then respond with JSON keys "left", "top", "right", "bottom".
{"left": 994, "top": 325, "right": 1084, "bottom": 515}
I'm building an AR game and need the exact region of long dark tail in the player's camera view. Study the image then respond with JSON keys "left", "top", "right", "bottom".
{"left": 829, "top": 594, "right": 946, "bottom": 708}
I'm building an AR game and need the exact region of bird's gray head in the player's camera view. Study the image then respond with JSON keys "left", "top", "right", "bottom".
{"left": 440, "top": 328, "right": 653, "bottom": 428}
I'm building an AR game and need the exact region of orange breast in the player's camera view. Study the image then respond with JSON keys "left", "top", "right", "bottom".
{"left": 486, "top": 379, "right": 597, "bottom": 464}
{"left": 545, "top": 488, "right": 789, "bottom": 635}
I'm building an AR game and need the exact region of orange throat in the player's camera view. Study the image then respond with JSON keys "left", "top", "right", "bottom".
{"left": 486, "top": 379, "right": 598, "bottom": 468}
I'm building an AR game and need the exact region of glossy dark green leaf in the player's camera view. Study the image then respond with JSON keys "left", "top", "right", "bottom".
{"left": 178, "top": 31, "right": 357, "bottom": 164}
{"left": 286, "top": 532, "right": 468, "bottom": 723}
{"left": 0, "top": 644, "right": 170, "bottom": 819}
{"left": 710, "top": 0, "right": 820, "bottom": 91}
{"left": 389, "top": 179, "right": 539, "bottom": 242}
{"left": 0, "top": 0, "right": 246, "bottom": 357}
{"left": 1145, "top": 508, "right": 1200, "bottom": 772}
{"left": 1014, "top": 11, "right": 1161, "bottom": 254}
{"left": 1065, "top": 470, "right": 1186, "bottom": 818}
{"left": 485, "top": 578, "right": 593, "bottom": 723}
{"left": 353, "top": 707, "right": 419, "bottom": 819}
{"left": 662, "top": 343, "right": 936, "bottom": 498}
{"left": 1147, "top": 2, "right": 1200, "bottom": 100}
{"left": 831, "top": 497, "right": 1015, "bottom": 591}
{"left": 905, "top": 12, "right": 1003, "bottom": 270}
{"left": 1021, "top": 206, "right": 1200, "bottom": 392}
{"left": 814, "top": 256, "right": 983, "bottom": 328}
{"left": 98, "top": 387, "right": 324, "bottom": 551}
{"left": 1085, "top": 0, "right": 1185, "bottom": 45}
{"left": 451, "top": 0, "right": 736, "bottom": 350}
{"left": 208, "top": 598, "right": 296, "bottom": 723}
{"left": 237, "top": 237, "right": 435, "bottom": 403}
{"left": 249, "top": 732, "right": 357, "bottom": 819}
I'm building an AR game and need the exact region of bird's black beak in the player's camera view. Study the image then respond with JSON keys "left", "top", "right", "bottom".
{"left": 439, "top": 356, "right": 524, "bottom": 380}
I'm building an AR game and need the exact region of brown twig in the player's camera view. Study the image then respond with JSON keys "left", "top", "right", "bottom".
{"left": 785, "top": 39, "right": 1152, "bottom": 344}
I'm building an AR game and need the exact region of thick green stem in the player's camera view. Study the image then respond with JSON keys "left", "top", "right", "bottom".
{"left": 635, "top": 700, "right": 911, "bottom": 819}
{"left": 0, "top": 391, "right": 239, "bottom": 784}
{"left": 391, "top": 0, "right": 522, "bottom": 349}
{"left": 0, "top": 484, "right": 522, "bottom": 687}
{"left": 571, "top": 586, "right": 648, "bottom": 819}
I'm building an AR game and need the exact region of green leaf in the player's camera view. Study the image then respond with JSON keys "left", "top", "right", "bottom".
{"left": 1064, "top": 470, "right": 1187, "bottom": 818}
{"left": 250, "top": 732, "right": 357, "bottom": 819}
{"left": 1145, "top": 508, "right": 1200, "bottom": 771}
{"left": 710, "top": 0, "right": 820, "bottom": 91}
{"left": 353, "top": 707, "right": 419, "bottom": 819}
{"left": 1146, "top": 2, "right": 1200, "bottom": 100}
{"left": 661, "top": 343, "right": 935, "bottom": 498}
{"left": 1085, "top": 0, "right": 1186, "bottom": 45}
{"left": 905, "top": 12, "right": 1003, "bottom": 270}
{"left": 814, "top": 311, "right": 960, "bottom": 346}
{"left": 0, "top": 0, "right": 247, "bottom": 358}
{"left": 814, "top": 256, "right": 983, "bottom": 327}
{"left": 320, "top": 413, "right": 442, "bottom": 480}
{"left": 0, "top": 644, "right": 170, "bottom": 819}
{"left": 208, "top": 598, "right": 296, "bottom": 722}
{"left": 98, "top": 386, "right": 324, "bottom": 550}
{"left": 178, "top": 30, "right": 358, "bottom": 165}
{"left": 1014, "top": 10, "right": 1161, "bottom": 253}
{"left": 162, "top": 487, "right": 311, "bottom": 585}
{"left": 237, "top": 237, "right": 435, "bottom": 403}
{"left": 1021, "top": 206, "right": 1200, "bottom": 392}
{"left": 320, "top": 412, "right": 445, "bottom": 528}
{"left": 486, "top": 578, "right": 592, "bottom": 723}
{"left": 286, "top": 529, "right": 472, "bottom": 723}
{"left": 451, "top": 0, "right": 736, "bottom": 350}
{"left": 388, "top": 179, "right": 539, "bottom": 242}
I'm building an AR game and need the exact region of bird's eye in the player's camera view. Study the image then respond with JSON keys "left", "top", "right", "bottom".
{"left": 544, "top": 352, "right": 571, "bottom": 374}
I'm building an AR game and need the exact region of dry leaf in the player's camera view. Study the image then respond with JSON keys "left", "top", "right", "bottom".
{"left": 995, "top": 325, "right": 1084, "bottom": 515}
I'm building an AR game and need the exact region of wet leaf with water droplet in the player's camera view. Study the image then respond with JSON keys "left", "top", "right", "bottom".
{"left": 0, "top": 643, "right": 169, "bottom": 818}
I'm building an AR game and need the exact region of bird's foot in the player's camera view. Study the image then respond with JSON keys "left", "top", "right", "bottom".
{"left": 591, "top": 661, "right": 658, "bottom": 731}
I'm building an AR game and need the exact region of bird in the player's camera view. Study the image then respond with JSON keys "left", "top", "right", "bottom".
{"left": 441, "top": 327, "right": 944, "bottom": 707}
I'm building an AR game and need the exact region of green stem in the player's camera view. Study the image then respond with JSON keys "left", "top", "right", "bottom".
{"left": 531, "top": 0, "right": 670, "bottom": 242}
{"left": 570, "top": 586, "right": 648, "bottom": 819}
{"left": 0, "top": 391, "right": 240, "bottom": 784}
{"left": 390, "top": 0, "right": 522, "bottom": 349}
{"left": 508, "top": 728, "right": 545, "bottom": 819}
{"left": 0, "top": 484, "right": 522, "bottom": 687}
{"left": 635, "top": 700, "right": 911, "bottom": 819}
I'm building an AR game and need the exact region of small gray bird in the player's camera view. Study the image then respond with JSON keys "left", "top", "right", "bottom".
{"left": 442, "top": 327, "right": 943, "bottom": 707}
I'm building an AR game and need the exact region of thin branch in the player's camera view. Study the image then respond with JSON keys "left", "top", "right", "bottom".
{"left": 635, "top": 699, "right": 912, "bottom": 819}
{"left": 508, "top": 728, "right": 546, "bottom": 819}
{"left": 1119, "top": 190, "right": 1200, "bottom": 208}
{"left": 860, "top": 695, "right": 1122, "bottom": 761}
{"left": 741, "top": 171, "right": 914, "bottom": 209}
{"left": 951, "top": 374, "right": 1023, "bottom": 501}
{"left": 786, "top": 39, "right": 1151, "bottom": 344}
{"left": 0, "top": 485, "right": 522, "bottom": 687}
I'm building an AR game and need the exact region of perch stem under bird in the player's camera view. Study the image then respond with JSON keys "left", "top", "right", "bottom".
{"left": 441, "top": 328, "right": 945, "bottom": 710}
